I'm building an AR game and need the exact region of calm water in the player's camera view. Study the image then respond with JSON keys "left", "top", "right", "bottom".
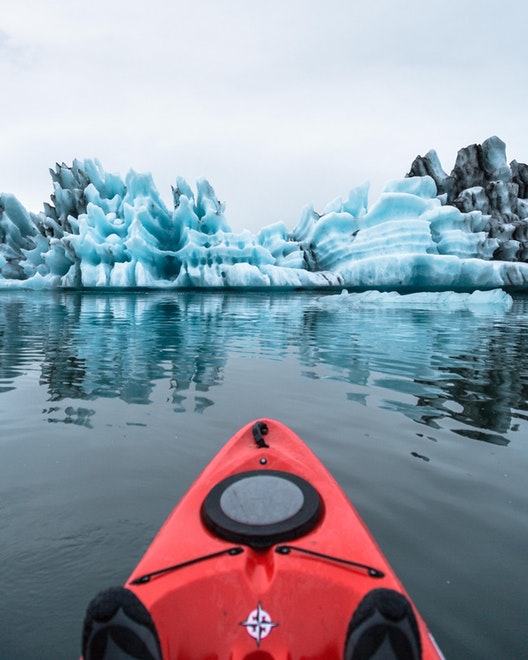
{"left": 1, "top": 290, "right": 527, "bottom": 659}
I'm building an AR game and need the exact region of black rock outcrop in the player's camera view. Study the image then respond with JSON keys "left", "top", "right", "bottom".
{"left": 407, "top": 136, "right": 528, "bottom": 262}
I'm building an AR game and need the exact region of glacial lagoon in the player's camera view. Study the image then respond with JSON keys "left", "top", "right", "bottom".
{"left": 1, "top": 289, "right": 527, "bottom": 658}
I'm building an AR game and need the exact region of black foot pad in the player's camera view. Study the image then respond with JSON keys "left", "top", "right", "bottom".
{"left": 344, "top": 588, "right": 422, "bottom": 659}
{"left": 82, "top": 586, "right": 162, "bottom": 660}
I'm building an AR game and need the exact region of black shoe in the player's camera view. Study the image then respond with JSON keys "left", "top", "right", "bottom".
{"left": 344, "top": 588, "right": 422, "bottom": 659}
{"left": 82, "top": 586, "right": 162, "bottom": 660}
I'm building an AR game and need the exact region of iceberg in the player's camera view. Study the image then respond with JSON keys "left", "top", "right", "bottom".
{"left": 2, "top": 136, "right": 528, "bottom": 291}
{"left": 310, "top": 289, "right": 514, "bottom": 312}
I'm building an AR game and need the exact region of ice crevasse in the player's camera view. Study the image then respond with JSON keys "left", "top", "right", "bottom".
{"left": 2, "top": 136, "right": 528, "bottom": 291}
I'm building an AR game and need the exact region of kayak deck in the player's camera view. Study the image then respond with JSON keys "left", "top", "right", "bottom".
{"left": 113, "top": 419, "right": 442, "bottom": 659}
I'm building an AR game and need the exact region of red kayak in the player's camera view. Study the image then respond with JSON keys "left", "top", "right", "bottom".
{"left": 82, "top": 419, "right": 444, "bottom": 659}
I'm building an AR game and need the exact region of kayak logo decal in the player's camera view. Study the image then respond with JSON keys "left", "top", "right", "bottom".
{"left": 240, "top": 602, "right": 278, "bottom": 647}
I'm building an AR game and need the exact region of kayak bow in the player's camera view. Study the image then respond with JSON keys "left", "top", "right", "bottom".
{"left": 83, "top": 419, "right": 443, "bottom": 659}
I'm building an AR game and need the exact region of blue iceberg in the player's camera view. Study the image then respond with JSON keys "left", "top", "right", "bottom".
{"left": 310, "top": 289, "right": 514, "bottom": 313}
{"left": 2, "top": 136, "right": 528, "bottom": 291}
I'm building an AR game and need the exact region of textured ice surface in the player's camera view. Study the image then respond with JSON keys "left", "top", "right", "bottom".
{"left": 2, "top": 139, "right": 528, "bottom": 290}
{"left": 311, "top": 289, "right": 514, "bottom": 311}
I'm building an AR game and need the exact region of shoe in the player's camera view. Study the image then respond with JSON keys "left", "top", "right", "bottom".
{"left": 82, "top": 586, "right": 162, "bottom": 660}
{"left": 344, "top": 588, "right": 422, "bottom": 659}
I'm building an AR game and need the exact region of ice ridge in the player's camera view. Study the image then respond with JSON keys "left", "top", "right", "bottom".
{"left": 2, "top": 137, "right": 528, "bottom": 290}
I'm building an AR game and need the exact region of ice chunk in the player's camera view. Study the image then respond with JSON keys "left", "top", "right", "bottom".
{"left": 383, "top": 175, "right": 437, "bottom": 199}
{"left": 313, "top": 289, "right": 513, "bottom": 311}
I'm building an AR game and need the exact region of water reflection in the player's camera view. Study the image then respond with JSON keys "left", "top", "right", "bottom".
{"left": 1, "top": 290, "right": 527, "bottom": 443}
{"left": 44, "top": 405, "right": 95, "bottom": 427}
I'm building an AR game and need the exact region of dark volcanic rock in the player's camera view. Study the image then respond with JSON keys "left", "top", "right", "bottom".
{"left": 453, "top": 186, "right": 490, "bottom": 214}
{"left": 407, "top": 149, "right": 455, "bottom": 200}
{"left": 407, "top": 136, "right": 528, "bottom": 263}
{"left": 452, "top": 143, "right": 486, "bottom": 193}
{"left": 46, "top": 161, "right": 90, "bottom": 232}
{"left": 511, "top": 160, "right": 528, "bottom": 199}
{"left": 485, "top": 181, "right": 519, "bottom": 221}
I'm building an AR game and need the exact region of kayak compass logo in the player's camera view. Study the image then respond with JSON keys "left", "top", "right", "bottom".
{"left": 240, "top": 602, "right": 278, "bottom": 647}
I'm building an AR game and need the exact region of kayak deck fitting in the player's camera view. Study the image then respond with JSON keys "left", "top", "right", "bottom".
{"left": 82, "top": 419, "right": 444, "bottom": 659}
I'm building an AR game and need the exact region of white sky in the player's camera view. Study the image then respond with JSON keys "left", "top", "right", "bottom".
{"left": 1, "top": 0, "right": 527, "bottom": 233}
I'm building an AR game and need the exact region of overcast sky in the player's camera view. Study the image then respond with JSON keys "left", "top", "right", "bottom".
{"left": 1, "top": 0, "right": 527, "bottom": 233}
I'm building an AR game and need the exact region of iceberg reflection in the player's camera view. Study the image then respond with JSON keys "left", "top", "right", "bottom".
{"left": 0, "top": 291, "right": 526, "bottom": 443}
